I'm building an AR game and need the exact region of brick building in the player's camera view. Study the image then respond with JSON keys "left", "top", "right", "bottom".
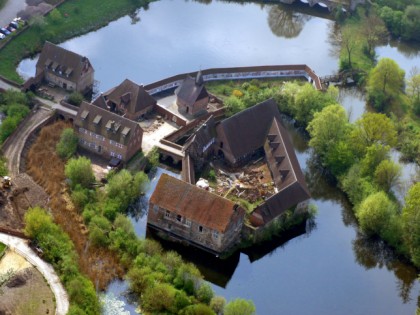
{"left": 35, "top": 41, "right": 94, "bottom": 94}
{"left": 74, "top": 102, "right": 143, "bottom": 162}
{"left": 148, "top": 174, "right": 245, "bottom": 255}
{"left": 175, "top": 71, "right": 209, "bottom": 116}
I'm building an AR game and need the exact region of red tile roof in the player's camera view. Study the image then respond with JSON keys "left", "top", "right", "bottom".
{"left": 150, "top": 174, "right": 241, "bottom": 232}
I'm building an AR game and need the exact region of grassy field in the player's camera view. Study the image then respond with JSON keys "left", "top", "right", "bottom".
{"left": 0, "top": 0, "right": 153, "bottom": 82}
{"left": 0, "top": 242, "right": 6, "bottom": 259}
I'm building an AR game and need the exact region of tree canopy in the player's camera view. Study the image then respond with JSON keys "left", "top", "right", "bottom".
{"left": 56, "top": 128, "right": 78, "bottom": 159}
{"left": 367, "top": 58, "right": 405, "bottom": 110}
{"left": 65, "top": 157, "right": 95, "bottom": 189}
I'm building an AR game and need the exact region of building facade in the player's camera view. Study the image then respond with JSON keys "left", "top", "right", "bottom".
{"left": 148, "top": 174, "right": 245, "bottom": 255}
{"left": 35, "top": 41, "right": 94, "bottom": 93}
{"left": 74, "top": 102, "right": 143, "bottom": 162}
{"left": 175, "top": 71, "right": 209, "bottom": 116}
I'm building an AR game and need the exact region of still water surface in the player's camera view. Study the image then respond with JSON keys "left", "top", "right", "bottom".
{"left": 18, "top": 1, "right": 420, "bottom": 314}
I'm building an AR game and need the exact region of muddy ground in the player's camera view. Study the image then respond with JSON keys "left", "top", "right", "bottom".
{"left": 0, "top": 174, "right": 49, "bottom": 233}
{"left": 0, "top": 250, "right": 55, "bottom": 315}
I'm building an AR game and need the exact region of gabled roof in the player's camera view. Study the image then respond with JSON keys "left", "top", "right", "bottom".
{"left": 92, "top": 94, "right": 109, "bottom": 110}
{"left": 74, "top": 101, "right": 141, "bottom": 145}
{"left": 36, "top": 41, "right": 93, "bottom": 81}
{"left": 175, "top": 72, "right": 209, "bottom": 107}
{"left": 184, "top": 116, "right": 217, "bottom": 153}
{"left": 261, "top": 118, "right": 310, "bottom": 222}
{"left": 217, "top": 99, "right": 282, "bottom": 160}
{"left": 150, "top": 174, "right": 243, "bottom": 233}
{"left": 103, "top": 79, "right": 156, "bottom": 114}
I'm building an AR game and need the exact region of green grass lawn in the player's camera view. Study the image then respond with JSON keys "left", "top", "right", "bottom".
{"left": 0, "top": 0, "right": 153, "bottom": 83}
{"left": 0, "top": 242, "right": 7, "bottom": 259}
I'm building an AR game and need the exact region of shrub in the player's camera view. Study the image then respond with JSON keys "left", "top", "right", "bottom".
{"left": 67, "top": 92, "right": 84, "bottom": 106}
{"left": 56, "top": 128, "right": 78, "bottom": 159}
{"left": 196, "top": 283, "right": 214, "bottom": 304}
{"left": 65, "top": 157, "right": 95, "bottom": 189}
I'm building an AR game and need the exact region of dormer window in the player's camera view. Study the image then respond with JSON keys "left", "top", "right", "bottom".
{"left": 81, "top": 110, "right": 89, "bottom": 120}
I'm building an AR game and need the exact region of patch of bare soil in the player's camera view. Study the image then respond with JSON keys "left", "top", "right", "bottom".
{"left": 0, "top": 259, "right": 55, "bottom": 315}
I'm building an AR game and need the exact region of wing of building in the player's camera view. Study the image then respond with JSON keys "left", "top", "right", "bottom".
{"left": 97, "top": 79, "right": 156, "bottom": 120}
{"left": 35, "top": 41, "right": 94, "bottom": 93}
{"left": 74, "top": 101, "right": 143, "bottom": 162}
{"left": 148, "top": 173, "right": 245, "bottom": 255}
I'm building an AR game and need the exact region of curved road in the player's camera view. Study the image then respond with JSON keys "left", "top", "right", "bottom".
{"left": 0, "top": 233, "right": 69, "bottom": 315}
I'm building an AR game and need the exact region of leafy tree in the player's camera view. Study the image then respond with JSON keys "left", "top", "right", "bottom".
{"left": 56, "top": 128, "right": 78, "bottom": 159}
{"left": 402, "top": 183, "right": 420, "bottom": 267}
{"left": 379, "top": 6, "right": 404, "bottom": 37}
{"left": 361, "top": 13, "right": 388, "bottom": 56}
{"left": 180, "top": 304, "right": 216, "bottom": 315}
{"left": 49, "top": 8, "right": 63, "bottom": 24}
{"left": 210, "top": 296, "right": 226, "bottom": 315}
{"left": 24, "top": 206, "right": 55, "bottom": 239}
{"left": 106, "top": 170, "right": 148, "bottom": 210}
{"left": 339, "top": 26, "right": 359, "bottom": 69}
{"left": 307, "top": 104, "right": 353, "bottom": 174}
{"left": 374, "top": 159, "right": 401, "bottom": 192}
{"left": 65, "top": 157, "right": 95, "bottom": 189}
{"left": 401, "top": 6, "right": 420, "bottom": 42}
{"left": 67, "top": 92, "right": 84, "bottom": 106}
{"left": 224, "top": 298, "right": 256, "bottom": 315}
{"left": 351, "top": 112, "right": 397, "bottom": 154}
{"left": 67, "top": 275, "right": 99, "bottom": 315}
{"left": 360, "top": 144, "right": 390, "bottom": 177}
{"left": 292, "top": 84, "right": 338, "bottom": 126}
{"left": 224, "top": 95, "right": 245, "bottom": 117}
{"left": 407, "top": 68, "right": 420, "bottom": 115}
{"left": 6, "top": 104, "right": 30, "bottom": 119}
{"left": 196, "top": 283, "right": 214, "bottom": 304}
{"left": 341, "top": 164, "right": 377, "bottom": 206}
{"left": 141, "top": 283, "right": 176, "bottom": 313}
{"left": 366, "top": 58, "right": 405, "bottom": 110}
{"left": 356, "top": 192, "right": 397, "bottom": 237}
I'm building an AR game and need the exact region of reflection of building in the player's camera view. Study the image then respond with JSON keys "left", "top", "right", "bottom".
{"left": 148, "top": 174, "right": 245, "bottom": 255}
{"left": 74, "top": 101, "right": 143, "bottom": 162}
{"left": 35, "top": 41, "right": 94, "bottom": 93}
{"left": 94, "top": 79, "right": 156, "bottom": 121}
{"left": 175, "top": 71, "right": 209, "bottom": 116}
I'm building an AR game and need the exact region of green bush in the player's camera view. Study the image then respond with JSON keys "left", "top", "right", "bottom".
{"left": 56, "top": 128, "right": 78, "bottom": 159}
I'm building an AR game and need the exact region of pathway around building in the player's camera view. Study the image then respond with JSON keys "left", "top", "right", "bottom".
{"left": 0, "top": 233, "right": 69, "bottom": 315}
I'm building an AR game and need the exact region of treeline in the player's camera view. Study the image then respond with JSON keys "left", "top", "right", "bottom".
{"left": 64, "top": 154, "right": 256, "bottom": 314}
{"left": 0, "top": 90, "right": 32, "bottom": 143}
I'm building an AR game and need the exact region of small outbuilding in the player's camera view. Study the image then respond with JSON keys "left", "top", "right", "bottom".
{"left": 175, "top": 71, "right": 209, "bottom": 116}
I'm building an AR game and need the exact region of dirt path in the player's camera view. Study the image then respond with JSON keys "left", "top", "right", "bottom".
{"left": 2, "top": 107, "right": 52, "bottom": 175}
{"left": 0, "top": 233, "right": 69, "bottom": 315}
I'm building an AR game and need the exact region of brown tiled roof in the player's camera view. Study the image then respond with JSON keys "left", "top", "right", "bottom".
{"left": 103, "top": 79, "right": 156, "bottom": 114}
{"left": 175, "top": 73, "right": 209, "bottom": 107}
{"left": 256, "top": 118, "right": 310, "bottom": 223}
{"left": 36, "top": 41, "right": 93, "bottom": 82}
{"left": 92, "top": 94, "right": 109, "bottom": 110}
{"left": 74, "top": 101, "right": 142, "bottom": 145}
{"left": 150, "top": 174, "right": 242, "bottom": 233}
{"left": 184, "top": 116, "right": 216, "bottom": 153}
{"left": 217, "top": 99, "right": 282, "bottom": 160}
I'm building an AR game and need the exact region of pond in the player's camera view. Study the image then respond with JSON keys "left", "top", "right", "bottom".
{"left": 16, "top": 1, "right": 420, "bottom": 314}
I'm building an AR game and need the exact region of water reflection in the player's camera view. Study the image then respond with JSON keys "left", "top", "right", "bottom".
{"left": 353, "top": 234, "right": 418, "bottom": 304}
{"left": 268, "top": 5, "right": 312, "bottom": 39}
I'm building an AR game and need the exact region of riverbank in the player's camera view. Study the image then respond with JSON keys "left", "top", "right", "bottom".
{"left": 0, "top": 0, "right": 153, "bottom": 83}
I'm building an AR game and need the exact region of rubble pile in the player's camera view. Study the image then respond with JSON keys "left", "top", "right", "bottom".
{"left": 214, "top": 162, "right": 276, "bottom": 204}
